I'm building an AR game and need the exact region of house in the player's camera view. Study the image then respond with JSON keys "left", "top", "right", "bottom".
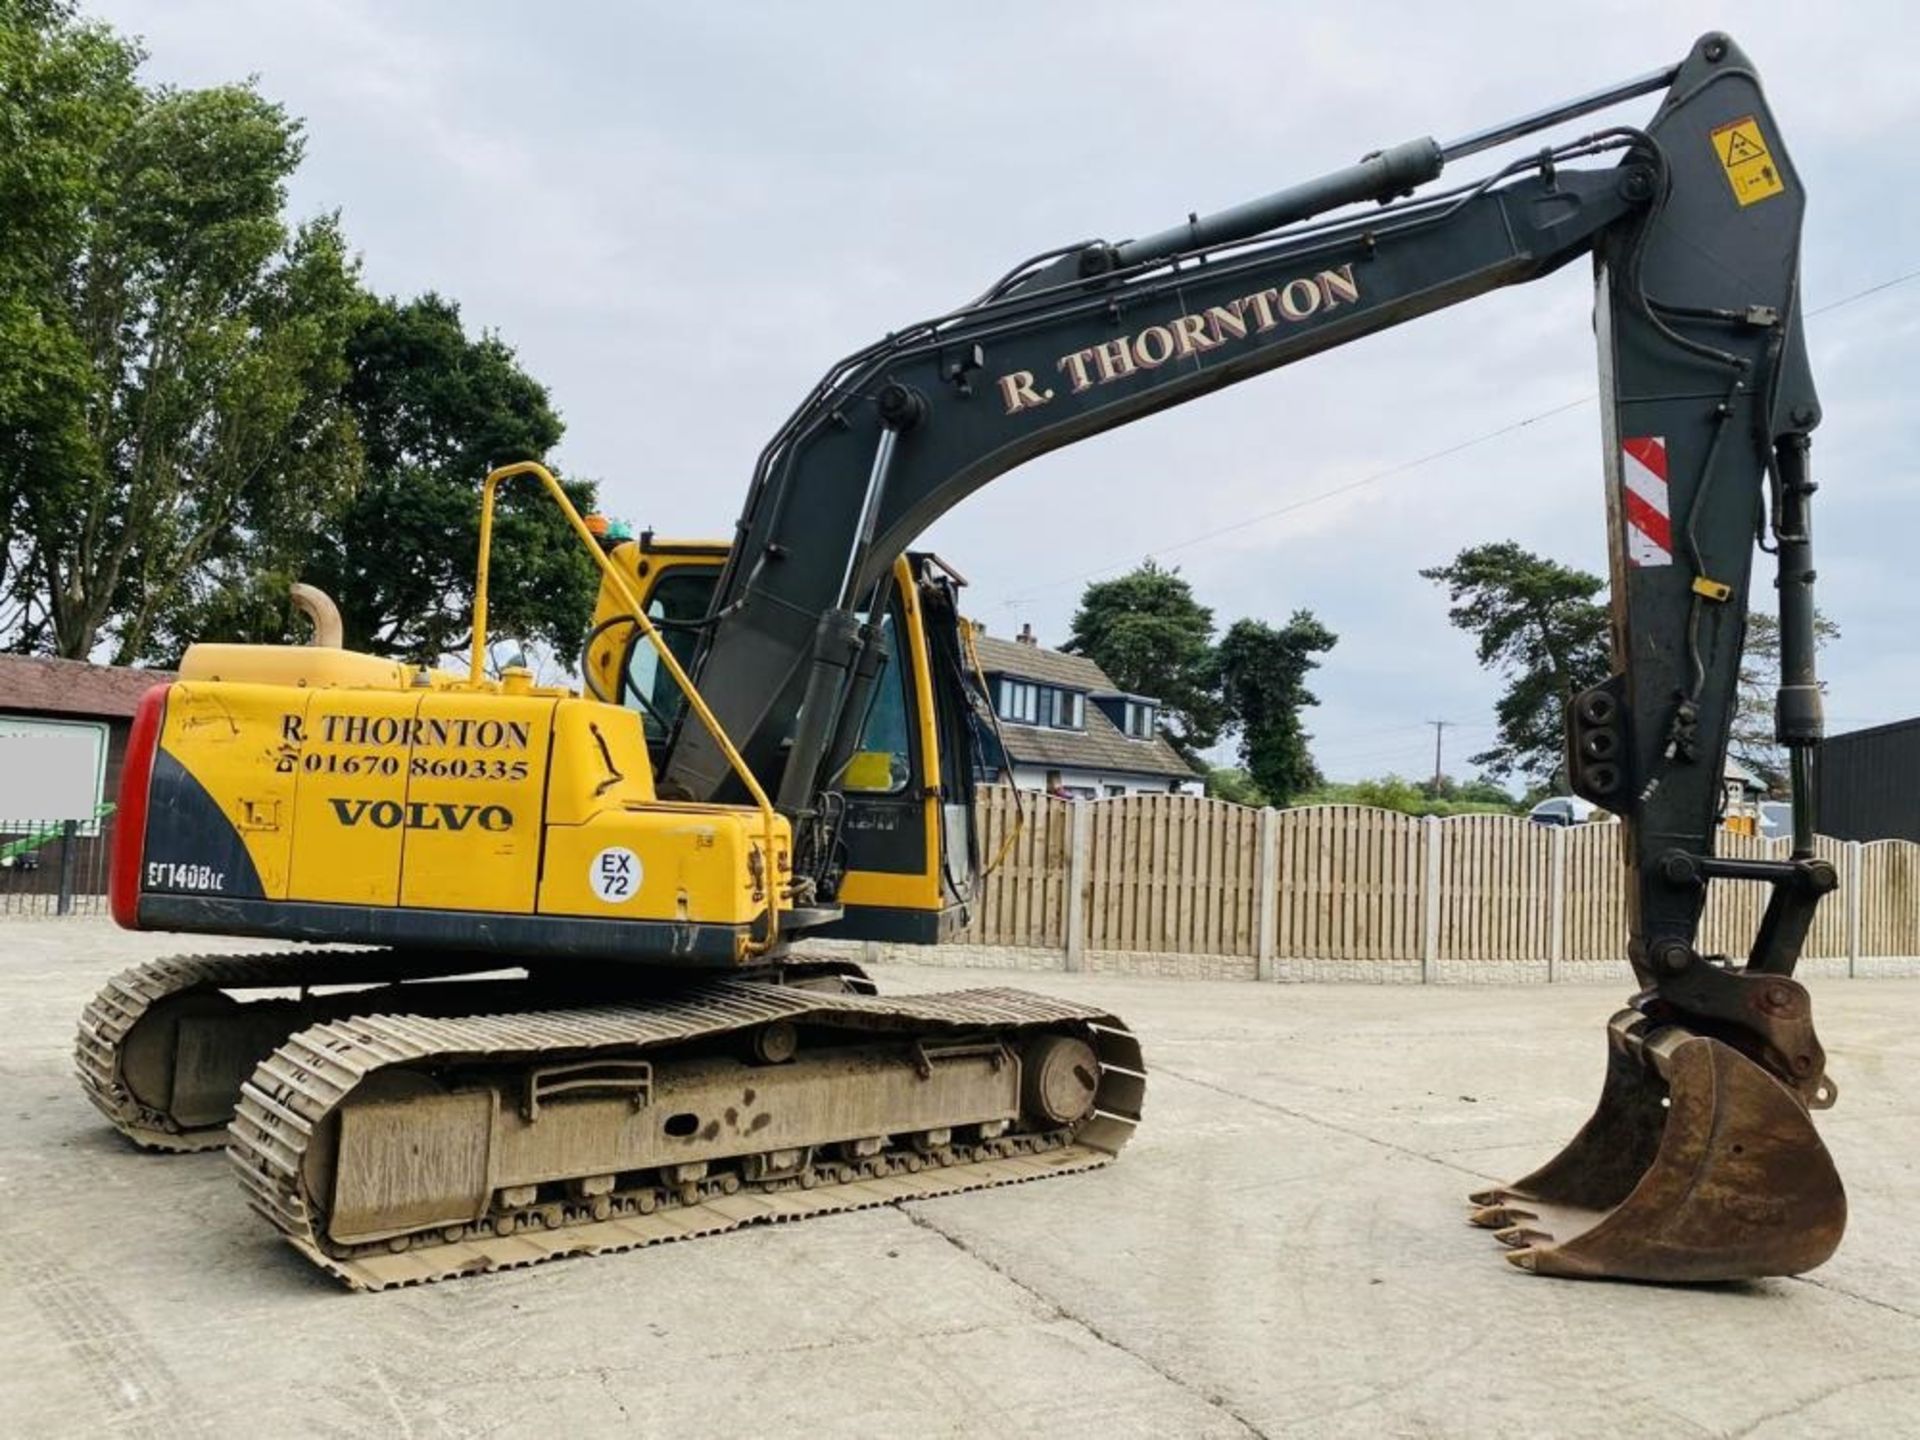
{"left": 968, "top": 623, "right": 1202, "bottom": 798}
{"left": 1720, "top": 756, "right": 1767, "bottom": 836}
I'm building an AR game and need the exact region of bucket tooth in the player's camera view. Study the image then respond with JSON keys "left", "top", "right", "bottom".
{"left": 1471, "top": 1021, "right": 1847, "bottom": 1283}
{"left": 1467, "top": 1203, "right": 1536, "bottom": 1229}
{"left": 1494, "top": 1224, "right": 1551, "bottom": 1249}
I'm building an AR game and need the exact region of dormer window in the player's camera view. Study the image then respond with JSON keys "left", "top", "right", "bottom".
{"left": 996, "top": 678, "right": 1086, "bottom": 729}
{"left": 1124, "top": 701, "right": 1156, "bottom": 739}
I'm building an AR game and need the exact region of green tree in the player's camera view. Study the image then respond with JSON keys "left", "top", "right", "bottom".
{"left": 1215, "top": 611, "right": 1337, "bottom": 805}
{"left": 2, "top": 7, "right": 594, "bottom": 669}
{"left": 1420, "top": 543, "right": 1611, "bottom": 783}
{"left": 298, "top": 294, "right": 595, "bottom": 666}
{"left": 1350, "top": 774, "right": 1427, "bottom": 813}
{"left": 1205, "top": 765, "right": 1269, "bottom": 807}
{"left": 0, "top": 1, "right": 143, "bottom": 647}
{"left": 1414, "top": 773, "right": 1520, "bottom": 809}
{"left": 121, "top": 213, "right": 367, "bottom": 662}
{"left": 1066, "top": 560, "right": 1224, "bottom": 759}
{"left": 1, "top": 3, "right": 365, "bottom": 661}
{"left": 1297, "top": 773, "right": 1520, "bottom": 816}
{"left": 1449, "top": 775, "right": 1522, "bottom": 810}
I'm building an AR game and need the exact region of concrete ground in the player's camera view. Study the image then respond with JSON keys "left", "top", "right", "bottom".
{"left": 4, "top": 922, "right": 1919, "bottom": 1439}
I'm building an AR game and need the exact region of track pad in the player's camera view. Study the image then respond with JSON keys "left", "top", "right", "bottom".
{"left": 331, "top": 1087, "right": 493, "bottom": 1245}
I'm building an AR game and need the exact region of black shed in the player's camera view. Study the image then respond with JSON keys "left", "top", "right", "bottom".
{"left": 1817, "top": 717, "right": 1920, "bottom": 843}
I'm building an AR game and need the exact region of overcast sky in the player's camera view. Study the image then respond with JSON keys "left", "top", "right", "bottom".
{"left": 91, "top": 0, "right": 1920, "bottom": 782}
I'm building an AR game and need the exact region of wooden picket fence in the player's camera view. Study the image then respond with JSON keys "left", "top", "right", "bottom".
{"left": 961, "top": 786, "right": 1920, "bottom": 971}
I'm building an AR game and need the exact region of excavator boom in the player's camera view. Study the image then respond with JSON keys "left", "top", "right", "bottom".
{"left": 659, "top": 30, "right": 1842, "bottom": 1279}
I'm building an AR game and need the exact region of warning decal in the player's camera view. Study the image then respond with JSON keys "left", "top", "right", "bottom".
{"left": 1710, "top": 115, "right": 1785, "bottom": 207}
{"left": 1622, "top": 436, "right": 1673, "bottom": 568}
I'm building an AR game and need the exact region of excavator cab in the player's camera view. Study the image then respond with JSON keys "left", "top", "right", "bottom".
{"left": 582, "top": 537, "right": 982, "bottom": 943}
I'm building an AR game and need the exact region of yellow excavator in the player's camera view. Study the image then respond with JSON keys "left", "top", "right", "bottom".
{"left": 82, "top": 34, "right": 1846, "bottom": 1288}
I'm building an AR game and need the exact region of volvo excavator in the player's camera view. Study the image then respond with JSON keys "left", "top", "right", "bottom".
{"left": 79, "top": 33, "right": 1847, "bottom": 1288}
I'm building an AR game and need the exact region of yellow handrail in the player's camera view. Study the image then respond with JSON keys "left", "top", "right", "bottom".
{"left": 471, "top": 462, "right": 783, "bottom": 946}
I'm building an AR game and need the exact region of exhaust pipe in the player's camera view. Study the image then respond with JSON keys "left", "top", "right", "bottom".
{"left": 290, "top": 583, "right": 343, "bottom": 649}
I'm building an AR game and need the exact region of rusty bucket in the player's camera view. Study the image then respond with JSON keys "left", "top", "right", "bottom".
{"left": 1468, "top": 1009, "right": 1846, "bottom": 1282}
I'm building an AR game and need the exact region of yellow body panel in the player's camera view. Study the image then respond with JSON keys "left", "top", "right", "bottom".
{"left": 287, "top": 689, "right": 418, "bottom": 906}
{"left": 544, "top": 701, "right": 657, "bottom": 821}
{"left": 180, "top": 642, "right": 413, "bottom": 690}
{"left": 396, "top": 692, "right": 553, "bottom": 912}
{"left": 147, "top": 515, "right": 949, "bottom": 952}
{"left": 834, "top": 866, "right": 940, "bottom": 910}
{"left": 162, "top": 681, "right": 303, "bottom": 898}
{"left": 150, "top": 644, "right": 788, "bottom": 947}
{"left": 539, "top": 805, "right": 775, "bottom": 925}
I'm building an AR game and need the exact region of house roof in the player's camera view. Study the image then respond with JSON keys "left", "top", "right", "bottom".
{"left": 996, "top": 703, "right": 1199, "bottom": 779}
{"left": 0, "top": 655, "right": 174, "bottom": 720}
{"left": 969, "top": 630, "right": 1198, "bottom": 780}
{"left": 970, "top": 633, "right": 1109, "bottom": 692}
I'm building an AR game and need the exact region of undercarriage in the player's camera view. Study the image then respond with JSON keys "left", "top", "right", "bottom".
{"left": 76, "top": 951, "right": 1144, "bottom": 1289}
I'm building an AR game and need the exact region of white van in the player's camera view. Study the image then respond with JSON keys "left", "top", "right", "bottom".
{"left": 1527, "top": 795, "right": 1603, "bottom": 827}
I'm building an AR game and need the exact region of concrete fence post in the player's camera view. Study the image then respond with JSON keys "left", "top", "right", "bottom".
{"left": 1255, "top": 806, "right": 1280, "bottom": 982}
{"left": 1422, "top": 814, "right": 1443, "bottom": 984}
{"left": 1548, "top": 824, "right": 1567, "bottom": 983}
{"left": 1064, "top": 800, "right": 1091, "bottom": 973}
{"left": 1846, "top": 839, "right": 1863, "bottom": 979}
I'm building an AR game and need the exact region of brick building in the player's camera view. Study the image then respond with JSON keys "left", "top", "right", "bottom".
{"left": 0, "top": 656, "right": 173, "bottom": 894}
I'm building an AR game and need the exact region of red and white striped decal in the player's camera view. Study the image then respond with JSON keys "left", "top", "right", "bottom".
{"left": 1621, "top": 435, "right": 1673, "bottom": 567}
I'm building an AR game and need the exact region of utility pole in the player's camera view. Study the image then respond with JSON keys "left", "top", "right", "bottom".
{"left": 1428, "top": 719, "right": 1452, "bottom": 794}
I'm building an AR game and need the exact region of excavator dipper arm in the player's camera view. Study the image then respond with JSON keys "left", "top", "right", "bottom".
{"left": 668, "top": 32, "right": 1844, "bottom": 1280}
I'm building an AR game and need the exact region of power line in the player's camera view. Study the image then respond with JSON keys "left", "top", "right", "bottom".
{"left": 996, "top": 396, "right": 1591, "bottom": 608}
{"left": 1805, "top": 268, "right": 1920, "bottom": 318}
{"left": 1309, "top": 738, "right": 1470, "bottom": 767}
{"left": 1303, "top": 718, "right": 1456, "bottom": 744}
{"left": 995, "top": 264, "right": 1920, "bottom": 610}
{"left": 1314, "top": 719, "right": 1492, "bottom": 755}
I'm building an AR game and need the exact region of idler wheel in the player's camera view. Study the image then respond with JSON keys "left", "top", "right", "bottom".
{"left": 1022, "top": 1034, "right": 1100, "bottom": 1128}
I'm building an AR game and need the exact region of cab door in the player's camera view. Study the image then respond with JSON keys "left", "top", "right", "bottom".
{"left": 828, "top": 556, "right": 976, "bottom": 942}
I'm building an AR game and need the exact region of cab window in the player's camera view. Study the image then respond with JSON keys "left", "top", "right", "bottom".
{"left": 843, "top": 613, "right": 912, "bottom": 794}
{"left": 620, "top": 569, "right": 715, "bottom": 742}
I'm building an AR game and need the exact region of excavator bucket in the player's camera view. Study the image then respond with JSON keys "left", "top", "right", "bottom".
{"left": 1468, "top": 1010, "right": 1846, "bottom": 1282}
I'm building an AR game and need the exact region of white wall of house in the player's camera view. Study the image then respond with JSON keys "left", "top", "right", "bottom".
{"left": 1003, "top": 761, "right": 1202, "bottom": 799}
